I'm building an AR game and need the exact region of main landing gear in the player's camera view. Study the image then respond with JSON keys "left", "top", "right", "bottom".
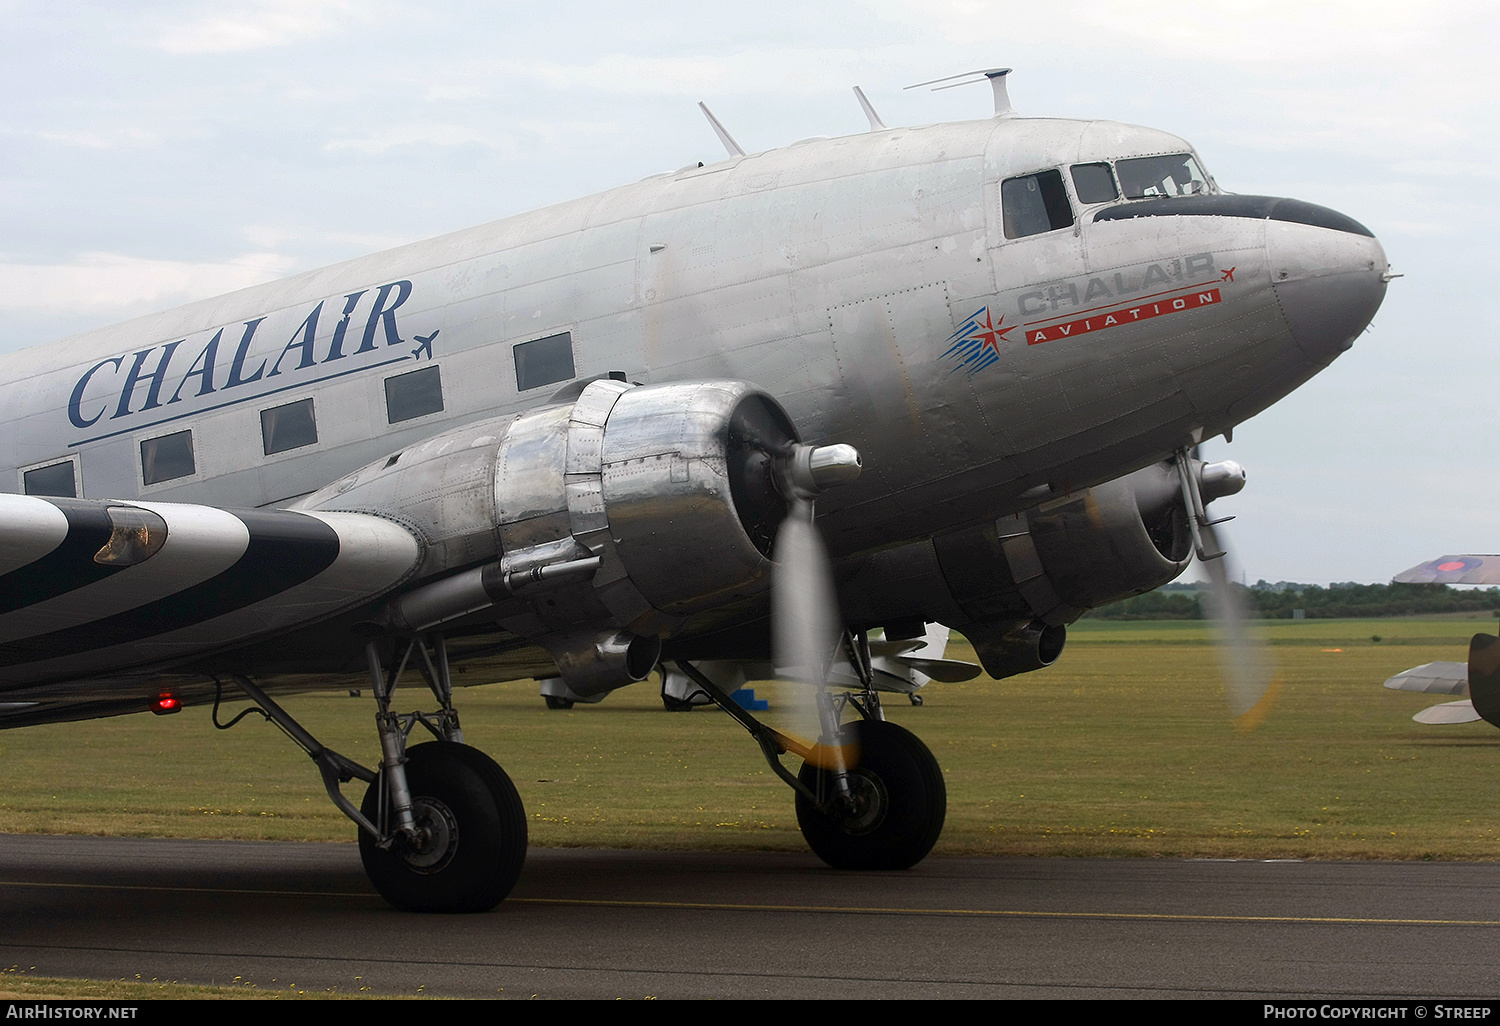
{"left": 794, "top": 719, "right": 946, "bottom": 870}
{"left": 222, "top": 634, "right": 526, "bottom": 913}
{"left": 358, "top": 740, "right": 525, "bottom": 912}
{"left": 672, "top": 635, "right": 947, "bottom": 871}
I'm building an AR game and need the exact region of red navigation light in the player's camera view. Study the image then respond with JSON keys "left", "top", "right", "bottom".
{"left": 151, "top": 692, "right": 182, "bottom": 715}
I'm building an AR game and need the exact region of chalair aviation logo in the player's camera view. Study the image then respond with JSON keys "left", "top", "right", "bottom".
{"left": 941, "top": 307, "right": 1013, "bottom": 375}
{"left": 942, "top": 254, "right": 1234, "bottom": 375}
{"left": 65, "top": 279, "right": 438, "bottom": 444}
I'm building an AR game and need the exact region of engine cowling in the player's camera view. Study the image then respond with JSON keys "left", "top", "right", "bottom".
{"left": 839, "top": 459, "right": 1213, "bottom": 681}
{"left": 302, "top": 378, "right": 815, "bottom": 695}
{"left": 937, "top": 461, "right": 1193, "bottom": 628}
{"left": 492, "top": 378, "right": 797, "bottom": 635}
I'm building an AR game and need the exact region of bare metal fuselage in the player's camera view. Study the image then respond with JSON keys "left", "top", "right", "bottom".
{"left": 0, "top": 113, "right": 1387, "bottom": 713}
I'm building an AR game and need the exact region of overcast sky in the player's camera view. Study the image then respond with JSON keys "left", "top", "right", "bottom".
{"left": 1, "top": 0, "right": 1494, "bottom": 585}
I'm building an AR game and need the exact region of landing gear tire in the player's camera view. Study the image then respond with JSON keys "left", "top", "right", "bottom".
{"left": 543, "top": 696, "right": 574, "bottom": 710}
{"left": 662, "top": 695, "right": 697, "bottom": 712}
{"left": 794, "top": 720, "right": 946, "bottom": 871}
{"left": 358, "top": 742, "right": 528, "bottom": 913}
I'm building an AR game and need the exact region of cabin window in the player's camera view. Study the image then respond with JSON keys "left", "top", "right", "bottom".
{"left": 1116, "top": 153, "right": 1210, "bottom": 199}
{"left": 140, "top": 430, "right": 195, "bottom": 485}
{"left": 261, "top": 398, "right": 318, "bottom": 455}
{"left": 1001, "top": 170, "right": 1074, "bottom": 239}
{"left": 514, "top": 331, "right": 575, "bottom": 391}
{"left": 22, "top": 460, "right": 77, "bottom": 498}
{"left": 385, "top": 365, "right": 444, "bottom": 424}
{"left": 1070, "top": 163, "right": 1119, "bottom": 204}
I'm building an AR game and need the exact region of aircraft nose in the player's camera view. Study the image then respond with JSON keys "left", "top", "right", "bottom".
{"left": 1267, "top": 205, "right": 1388, "bottom": 367}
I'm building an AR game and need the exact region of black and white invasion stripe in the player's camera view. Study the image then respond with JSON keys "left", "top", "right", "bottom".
{"left": 0, "top": 495, "right": 421, "bottom": 688}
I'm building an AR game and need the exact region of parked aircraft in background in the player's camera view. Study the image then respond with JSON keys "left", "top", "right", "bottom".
{"left": 638, "top": 622, "right": 979, "bottom": 712}
{"left": 1385, "top": 557, "right": 1500, "bottom": 725}
{"left": 0, "top": 71, "right": 1388, "bottom": 911}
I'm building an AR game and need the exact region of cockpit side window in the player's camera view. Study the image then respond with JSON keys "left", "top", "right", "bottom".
{"left": 1070, "top": 163, "right": 1118, "bottom": 204}
{"left": 1116, "top": 153, "right": 1211, "bottom": 199}
{"left": 1001, "top": 169, "right": 1074, "bottom": 239}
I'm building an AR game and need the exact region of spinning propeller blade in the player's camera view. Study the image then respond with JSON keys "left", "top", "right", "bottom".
{"left": 770, "top": 444, "right": 861, "bottom": 758}
{"left": 1199, "top": 520, "right": 1280, "bottom": 728}
{"left": 772, "top": 496, "right": 839, "bottom": 687}
{"left": 1190, "top": 458, "right": 1281, "bottom": 730}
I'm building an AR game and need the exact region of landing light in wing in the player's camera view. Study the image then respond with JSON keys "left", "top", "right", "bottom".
{"left": 94, "top": 506, "right": 168, "bottom": 566}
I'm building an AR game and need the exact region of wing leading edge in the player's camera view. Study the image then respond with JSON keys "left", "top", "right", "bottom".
{"left": 0, "top": 494, "right": 421, "bottom": 695}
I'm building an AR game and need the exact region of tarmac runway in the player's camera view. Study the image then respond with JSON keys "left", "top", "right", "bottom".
{"left": 1, "top": 833, "right": 1498, "bottom": 999}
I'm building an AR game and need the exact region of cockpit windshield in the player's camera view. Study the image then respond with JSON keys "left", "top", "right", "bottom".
{"left": 1002, "top": 151, "right": 1219, "bottom": 241}
{"left": 1115, "top": 153, "right": 1212, "bottom": 199}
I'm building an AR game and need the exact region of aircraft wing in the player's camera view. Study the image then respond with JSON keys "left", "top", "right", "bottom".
{"left": 1412, "top": 700, "right": 1482, "bottom": 725}
{"left": 1393, "top": 556, "right": 1500, "bottom": 585}
{"left": 1384, "top": 660, "right": 1477, "bottom": 725}
{"left": 0, "top": 494, "right": 422, "bottom": 692}
{"left": 1383, "top": 661, "right": 1469, "bottom": 695}
{"left": 1384, "top": 640, "right": 1500, "bottom": 728}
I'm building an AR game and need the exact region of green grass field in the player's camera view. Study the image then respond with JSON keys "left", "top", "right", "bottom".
{"left": 3, "top": 615, "right": 1499, "bottom": 860}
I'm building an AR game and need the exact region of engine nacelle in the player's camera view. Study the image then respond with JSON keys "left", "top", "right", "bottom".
{"left": 839, "top": 459, "right": 1208, "bottom": 681}
{"left": 304, "top": 378, "right": 811, "bottom": 695}
{"left": 492, "top": 379, "right": 796, "bottom": 637}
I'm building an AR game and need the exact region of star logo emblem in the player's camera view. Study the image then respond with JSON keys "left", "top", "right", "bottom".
{"left": 970, "top": 308, "right": 1011, "bottom": 356}
{"left": 941, "top": 306, "right": 1013, "bottom": 374}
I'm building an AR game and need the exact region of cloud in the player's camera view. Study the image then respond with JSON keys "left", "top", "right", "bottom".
{"left": 322, "top": 118, "right": 625, "bottom": 157}
{"left": 0, "top": 124, "right": 161, "bottom": 151}
{"left": 322, "top": 123, "right": 505, "bottom": 155}
{"left": 0, "top": 252, "right": 299, "bottom": 315}
{"left": 156, "top": 0, "right": 377, "bottom": 54}
{"left": 34, "top": 127, "right": 161, "bottom": 150}
{"left": 240, "top": 224, "right": 417, "bottom": 253}
{"left": 873, "top": 0, "right": 1480, "bottom": 65}
{"left": 481, "top": 48, "right": 905, "bottom": 98}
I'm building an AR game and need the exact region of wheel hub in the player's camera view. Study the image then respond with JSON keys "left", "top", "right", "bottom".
{"left": 830, "top": 770, "right": 887, "bottom": 835}
{"left": 399, "top": 797, "right": 460, "bottom": 873}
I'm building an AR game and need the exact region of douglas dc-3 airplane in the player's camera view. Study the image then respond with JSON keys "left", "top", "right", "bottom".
{"left": 0, "top": 71, "right": 1388, "bottom": 912}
